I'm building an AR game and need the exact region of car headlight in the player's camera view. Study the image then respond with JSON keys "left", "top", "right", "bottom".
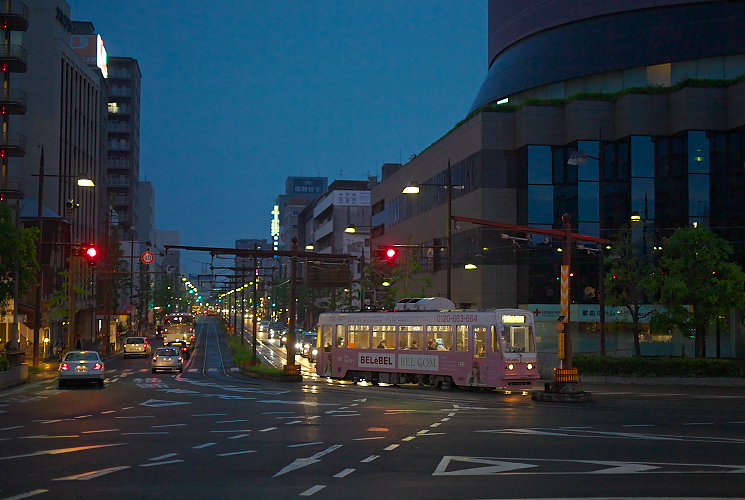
{"left": 311, "top": 349, "right": 318, "bottom": 355}
{"left": 507, "top": 363, "right": 514, "bottom": 370}
{"left": 527, "top": 363, "right": 534, "bottom": 370}
{"left": 295, "top": 343, "right": 303, "bottom": 349}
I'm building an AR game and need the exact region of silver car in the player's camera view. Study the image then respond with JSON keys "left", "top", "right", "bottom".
{"left": 59, "top": 350, "right": 105, "bottom": 389}
{"left": 151, "top": 347, "right": 183, "bottom": 373}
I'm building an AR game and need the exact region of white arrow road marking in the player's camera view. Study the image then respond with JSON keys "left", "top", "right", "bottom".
{"left": 433, "top": 457, "right": 537, "bottom": 476}
{"left": 140, "top": 399, "right": 191, "bottom": 408}
{"left": 53, "top": 466, "right": 130, "bottom": 481}
{"left": 0, "top": 443, "right": 126, "bottom": 461}
{"left": 585, "top": 461, "right": 660, "bottom": 474}
{"left": 432, "top": 456, "right": 745, "bottom": 475}
{"left": 273, "top": 445, "right": 343, "bottom": 477}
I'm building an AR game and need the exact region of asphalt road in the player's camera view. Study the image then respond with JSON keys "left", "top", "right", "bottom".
{"left": 1, "top": 317, "right": 744, "bottom": 500}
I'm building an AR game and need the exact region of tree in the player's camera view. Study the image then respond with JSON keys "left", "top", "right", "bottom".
{"left": 0, "top": 203, "right": 38, "bottom": 307}
{"left": 651, "top": 227, "right": 745, "bottom": 358}
{"left": 604, "top": 226, "right": 658, "bottom": 356}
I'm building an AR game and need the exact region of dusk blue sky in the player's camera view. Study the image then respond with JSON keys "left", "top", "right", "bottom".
{"left": 71, "top": 1, "right": 486, "bottom": 273}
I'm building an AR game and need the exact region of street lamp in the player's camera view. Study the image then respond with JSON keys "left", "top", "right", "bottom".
{"left": 32, "top": 147, "right": 95, "bottom": 366}
{"left": 402, "top": 159, "right": 462, "bottom": 300}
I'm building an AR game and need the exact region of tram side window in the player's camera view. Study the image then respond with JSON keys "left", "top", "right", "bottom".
{"left": 501, "top": 325, "right": 535, "bottom": 353}
{"left": 322, "top": 326, "right": 333, "bottom": 352}
{"left": 336, "top": 325, "right": 345, "bottom": 347}
{"left": 373, "top": 326, "right": 396, "bottom": 349}
{"left": 474, "top": 326, "right": 487, "bottom": 357}
{"left": 426, "top": 325, "right": 453, "bottom": 351}
{"left": 490, "top": 325, "right": 501, "bottom": 352}
{"left": 455, "top": 325, "right": 469, "bottom": 352}
{"left": 346, "top": 325, "right": 370, "bottom": 349}
{"left": 399, "top": 326, "right": 424, "bottom": 350}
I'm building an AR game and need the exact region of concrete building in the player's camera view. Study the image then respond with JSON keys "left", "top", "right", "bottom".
{"left": 273, "top": 177, "right": 327, "bottom": 251}
{"left": 372, "top": 0, "right": 745, "bottom": 357}
{"left": 105, "top": 56, "right": 141, "bottom": 239}
{"left": 3, "top": 1, "right": 107, "bottom": 349}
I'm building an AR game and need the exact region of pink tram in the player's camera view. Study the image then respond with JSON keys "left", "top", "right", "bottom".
{"left": 315, "top": 298, "right": 539, "bottom": 390}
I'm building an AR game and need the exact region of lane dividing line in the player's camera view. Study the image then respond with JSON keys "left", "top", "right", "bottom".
{"left": 139, "top": 460, "right": 184, "bottom": 467}
{"left": 285, "top": 421, "right": 303, "bottom": 425}
{"left": 228, "top": 433, "right": 251, "bottom": 440}
{"left": 299, "top": 485, "right": 326, "bottom": 497}
{"left": 683, "top": 422, "right": 714, "bottom": 425}
{"left": 81, "top": 429, "right": 119, "bottom": 434}
{"left": 622, "top": 424, "right": 654, "bottom": 427}
{"left": 53, "top": 466, "right": 130, "bottom": 481}
{"left": 287, "top": 441, "right": 324, "bottom": 448}
{"left": 0, "top": 426, "right": 23, "bottom": 431}
{"left": 121, "top": 432, "right": 169, "bottom": 436}
{"left": 151, "top": 424, "right": 186, "bottom": 428}
{"left": 361, "top": 455, "right": 379, "bottom": 463}
{"left": 1, "top": 489, "right": 49, "bottom": 499}
{"left": 402, "top": 437, "right": 415, "bottom": 442}
{"left": 430, "top": 423, "right": 441, "bottom": 428}
{"left": 193, "top": 442, "right": 217, "bottom": 449}
{"left": 217, "top": 450, "right": 256, "bottom": 457}
{"left": 448, "top": 412, "right": 456, "bottom": 417}
{"left": 259, "top": 427, "right": 277, "bottom": 432}
{"left": 353, "top": 437, "right": 385, "bottom": 441}
{"left": 149, "top": 453, "right": 178, "bottom": 461}
{"left": 333, "top": 468, "right": 355, "bottom": 478}
{"left": 383, "top": 444, "right": 399, "bottom": 451}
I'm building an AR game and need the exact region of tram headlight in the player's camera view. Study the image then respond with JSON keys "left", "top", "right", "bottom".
{"left": 311, "top": 349, "right": 318, "bottom": 356}
{"left": 527, "top": 363, "right": 534, "bottom": 370}
{"left": 507, "top": 363, "right": 514, "bottom": 370}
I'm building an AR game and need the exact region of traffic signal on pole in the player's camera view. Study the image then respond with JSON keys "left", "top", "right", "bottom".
{"left": 380, "top": 246, "right": 399, "bottom": 265}
{"left": 82, "top": 244, "right": 100, "bottom": 266}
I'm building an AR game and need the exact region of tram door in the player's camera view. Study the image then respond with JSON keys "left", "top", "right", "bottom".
{"left": 468, "top": 326, "right": 488, "bottom": 386}
{"left": 320, "top": 325, "right": 333, "bottom": 376}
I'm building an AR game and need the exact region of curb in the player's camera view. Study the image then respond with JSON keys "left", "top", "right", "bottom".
{"left": 238, "top": 366, "right": 302, "bottom": 383}
{"left": 581, "top": 375, "right": 745, "bottom": 387}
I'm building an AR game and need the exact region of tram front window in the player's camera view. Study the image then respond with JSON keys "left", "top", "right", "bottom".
{"left": 501, "top": 326, "right": 535, "bottom": 353}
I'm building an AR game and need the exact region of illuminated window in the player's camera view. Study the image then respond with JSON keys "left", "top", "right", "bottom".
{"left": 455, "top": 325, "right": 469, "bottom": 352}
{"left": 399, "top": 326, "right": 423, "bottom": 350}
{"left": 346, "top": 324, "right": 370, "bottom": 349}
{"left": 426, "top": 325, "right": 453, "bottom": 351}
{"left": 474, "top": 327, "right": 487, "bottom": 358}
{"left": 372, "top": 325, "right": 395, "bottom": 349}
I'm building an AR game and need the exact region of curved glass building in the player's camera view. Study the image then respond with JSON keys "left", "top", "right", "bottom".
{"left": 372, "top": 0, "right": 745, "bottom": 357}
{"left": 472, "top": 0, "right": 745, "bottom": 110}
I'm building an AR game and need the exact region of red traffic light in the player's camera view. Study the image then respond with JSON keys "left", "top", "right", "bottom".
{"left": 379, "top": 246, "right": 399, "bottom": 265}
{"left": 82, "top": 244, "right": 100, "bottom": 266}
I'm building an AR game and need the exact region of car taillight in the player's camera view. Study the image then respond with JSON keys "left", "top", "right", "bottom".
{"left": 152, "top": 356, "right": 158, "bottom": 361}
{"left": 177, "top": 357, "right": 183, "bottom": 362}
{"left": 60, "top": 363, "right": 70, "bottom": 371}
{"left": 93, "top": 362, "right": 103, "bottom": 370}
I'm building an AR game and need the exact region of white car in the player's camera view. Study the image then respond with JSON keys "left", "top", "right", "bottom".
{"left": 59, "top": 350, "right": 105, "bottom": 389}
{"left": 124, "top": 336, "right": 151, "bottom": 358}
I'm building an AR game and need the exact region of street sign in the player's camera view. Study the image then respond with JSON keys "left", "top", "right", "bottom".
{"left": 141, "top": 251, "right": 155, "bottom": 265}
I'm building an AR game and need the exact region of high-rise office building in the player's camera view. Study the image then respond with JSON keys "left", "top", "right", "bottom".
{"left": 105, "top": 56, "right": 141, "bottom": 239}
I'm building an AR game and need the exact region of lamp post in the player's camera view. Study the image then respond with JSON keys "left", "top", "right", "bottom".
{"left": 402, "top": 159, "right": 460, "bottom": 300}
{"left": 344, "top": 224, "right": 371, "bottom": 310}
{"left": 32, "top": 147, "right": 95, "bottom": 366}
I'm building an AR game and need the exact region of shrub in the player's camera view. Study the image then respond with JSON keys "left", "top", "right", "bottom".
{"left": 0, "top": 354, "right": 8, "bottom": 371}
{"left": 573, "top": 355, "right": 744, "bottom": 378}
